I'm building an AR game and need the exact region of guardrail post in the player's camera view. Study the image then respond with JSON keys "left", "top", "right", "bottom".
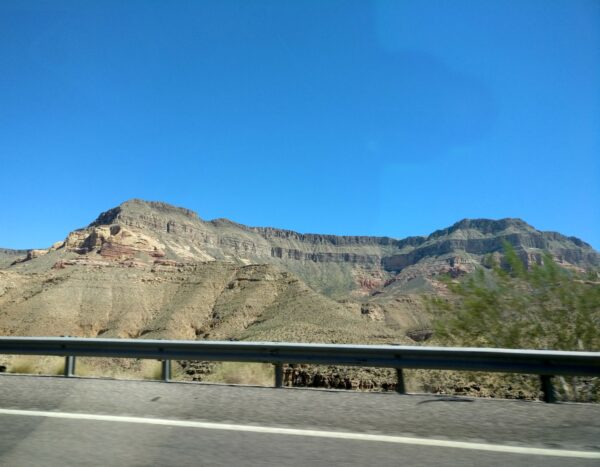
{"left": 274, "top": 363, "right": 284, "bottom": 388}
{"left": 540, "top": 375, "right": 556, "bottom": 403}
{"left": 161, "top": 360, "right": 171, "bottom": 382}
{"left": 396, "top": 368, "right": 406, "bottom": 394}
{"left": 64, "top": 356, "right": 76, "bottom": 377}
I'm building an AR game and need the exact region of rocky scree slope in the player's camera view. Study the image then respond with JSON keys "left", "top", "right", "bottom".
{"left": 0, "top": 249, "right": 28, "bottom": 269}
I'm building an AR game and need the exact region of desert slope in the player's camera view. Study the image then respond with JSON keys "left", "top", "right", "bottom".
{"left": 1, "top": 199, "right": 597, "bottom": 342}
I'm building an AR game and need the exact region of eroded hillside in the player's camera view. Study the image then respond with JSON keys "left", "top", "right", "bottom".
{"left": 1, "top": 199, "right": 598, "bottom": 343}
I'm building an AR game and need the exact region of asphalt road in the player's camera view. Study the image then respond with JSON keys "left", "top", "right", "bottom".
{"left": 0, "top": 375, "right": 599, "bottom": 466}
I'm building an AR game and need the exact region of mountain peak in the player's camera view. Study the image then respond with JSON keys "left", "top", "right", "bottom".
{"left": 429, "top": 218, "right": 534, "bottom": 239}
{"left": 90, "top": 199, "right": 199, "bottom": 227}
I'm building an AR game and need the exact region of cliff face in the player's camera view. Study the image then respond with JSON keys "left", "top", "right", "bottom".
{"left": 382, "top": 233, "right": 598, "bottom": 272}
{"left": 75, "top": 200, "right": 599, "bottom": 293}
{"left": 5, "top": 199, "right": 599, "bottom": 295}
{"left": 1, "top": 199, "right": 598, "bottom": 343}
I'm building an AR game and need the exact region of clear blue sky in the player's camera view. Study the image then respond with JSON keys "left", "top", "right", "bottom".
{"left": 1, "top": 0, "right": 599, "bottom": 249}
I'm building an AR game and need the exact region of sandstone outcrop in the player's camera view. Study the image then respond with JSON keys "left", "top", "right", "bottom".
{"left": 41, "top": 199, "right": 598, "bottom": 297}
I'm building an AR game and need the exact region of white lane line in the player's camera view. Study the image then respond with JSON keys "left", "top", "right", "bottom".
{"left": 0, "top": 408, "right": 598, "bottom": 459}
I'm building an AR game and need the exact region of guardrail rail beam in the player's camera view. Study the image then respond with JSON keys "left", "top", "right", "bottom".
{"left": 1, "top": 337, "right": 598, "bottom": 403}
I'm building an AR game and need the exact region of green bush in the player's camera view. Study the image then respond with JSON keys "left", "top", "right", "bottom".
{"left": 430, "top": 243, "right": 600, "bottom": 351}
{"left": 427, "top": 243, "right": 599, "bottom": 401}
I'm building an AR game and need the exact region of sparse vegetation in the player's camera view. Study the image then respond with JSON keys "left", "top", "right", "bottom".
{"left": 6, "top": 355, "right": 64, "bottom": 376}
{"left": 141, "top": 360, "right": 164, "bottom": 380}
{"left": 73, "top": 357, "right": 164, "bottom": 380}
{"left": 201, "top": 361, "right": 275, "bottom": 386}
{"left": 430, "top": 243, "right": 600, "bottom": 350}
{"left": 426, "top": 243, "right": 600, "bottom": 401}
{"left": 8, "top": 356, "right": 37, "bottom": 375}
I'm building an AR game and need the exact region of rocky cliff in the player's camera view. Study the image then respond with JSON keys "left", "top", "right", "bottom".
{"left": 1, "top": 199, "right": 598, "bottom": 343}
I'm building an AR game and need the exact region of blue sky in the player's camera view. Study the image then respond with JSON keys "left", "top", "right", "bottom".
{"left": 1, "top": 0, "right": 599, "bottom": 249}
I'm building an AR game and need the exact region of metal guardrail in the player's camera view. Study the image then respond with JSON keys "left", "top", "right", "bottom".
{"left": 1, "top": 337, "right": 599, "bottom": 402}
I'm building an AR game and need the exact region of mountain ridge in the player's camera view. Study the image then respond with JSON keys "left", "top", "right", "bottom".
{"left": 2, "top": 198, "right": 595, "bottom": 257}
{"left": 88, "top": 199, "right": 595, "bottom": 249}
{"left": 0, "top": 199, "right": 597, "bottom": 343}
{"left": 4, "top": 199, "right": 598, "bottom": 287}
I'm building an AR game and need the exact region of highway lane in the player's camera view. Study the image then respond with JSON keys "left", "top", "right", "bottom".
{"left": 0, "top": 375, "right": 599, "bottom": 466}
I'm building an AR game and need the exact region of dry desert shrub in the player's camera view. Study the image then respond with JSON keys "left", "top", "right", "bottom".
{"left": 7, "top": 355, "right": 64, "bottom": 376}
{"left": 202, "top": 361, "right": 274, "bottom": 386}
{"left": 141, "top": 360, "right": 163, "bottom": 380}
{"left": 74, "top": 357, "right": 163, "bottom": 380}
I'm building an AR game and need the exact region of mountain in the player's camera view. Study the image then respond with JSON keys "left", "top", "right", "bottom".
{"left": 0, "top": 248, "right": 28, "bottom": 269}
{"left": 0, "top": 199, "right": 598, "bottom": 342}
